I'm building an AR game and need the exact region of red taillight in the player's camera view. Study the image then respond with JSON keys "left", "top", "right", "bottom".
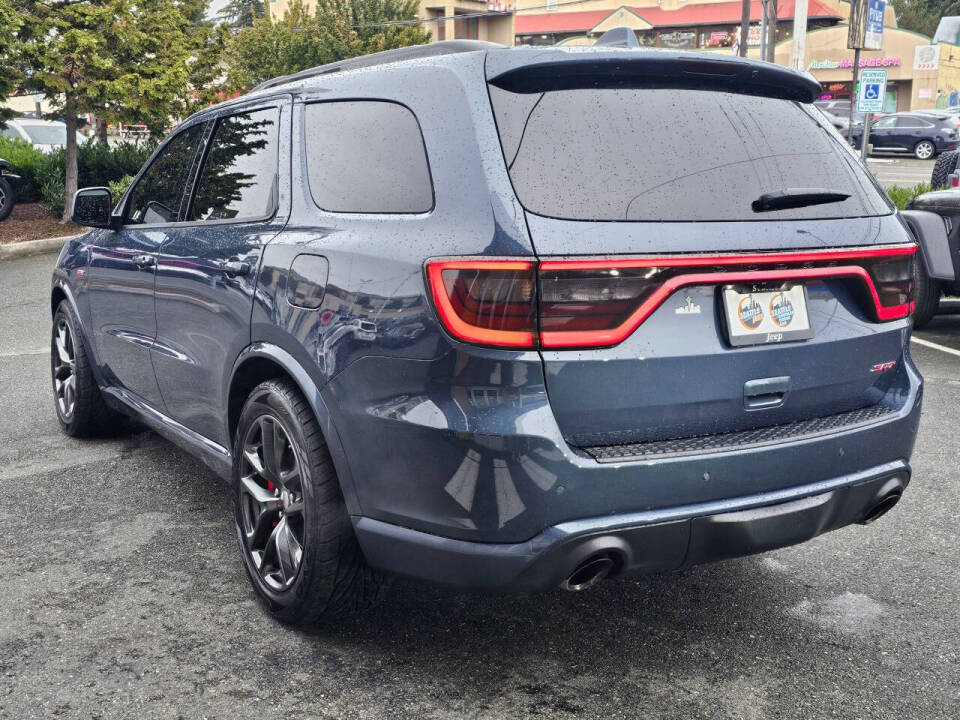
{"left": 426, "top": 260, "right": 537, "bottom": 347}
{"left": 425, "top": 245, "right": 916, "bottom": 349}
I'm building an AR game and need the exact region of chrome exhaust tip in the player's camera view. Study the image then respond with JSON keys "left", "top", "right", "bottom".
{"left": 560, "top": 554, "right": 616, "bottom": 592}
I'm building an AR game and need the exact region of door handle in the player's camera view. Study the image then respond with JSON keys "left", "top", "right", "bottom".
{"left": 219, "top": 260, "right": 251, "bottom": 278}
{"left": 132, "top": 254, "right": 156, "bottom": 270}
{"left": 743, "top": 376, "right": 791, "bottom": 410}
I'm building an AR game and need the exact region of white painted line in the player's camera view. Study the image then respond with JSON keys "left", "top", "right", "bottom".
{"left": 911, "top": 336, "right": 960, "bottom": 358}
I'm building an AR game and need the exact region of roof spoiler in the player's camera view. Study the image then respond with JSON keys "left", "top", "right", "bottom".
{"left": 487, "top": 50, "right": 821, "bottom": 103}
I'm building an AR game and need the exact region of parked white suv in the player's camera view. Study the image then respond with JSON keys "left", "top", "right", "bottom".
{"left": 0, "top": 118, "right": 80, "bottom": 153}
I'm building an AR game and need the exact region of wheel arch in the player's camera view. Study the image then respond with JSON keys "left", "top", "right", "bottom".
{"left": 227, "top": 343, "right": 362, "bottom": 515}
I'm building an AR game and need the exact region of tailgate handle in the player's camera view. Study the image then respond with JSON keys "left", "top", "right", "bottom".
{"left": 743, "top": 376, "right": 791, "bottom": 410}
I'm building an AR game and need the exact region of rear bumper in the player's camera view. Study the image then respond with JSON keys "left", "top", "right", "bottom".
{"left": 354, "top": 461, "right": 910, "bottom": 591}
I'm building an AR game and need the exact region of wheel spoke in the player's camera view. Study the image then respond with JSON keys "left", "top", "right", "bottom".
{"left": 259, "top": 417, "right": 282, "bottom": 481}
{"left": 274, "top": 517, "right": 301, "bottom": 583}
{"left": 240, "top": 475, "right": 281, "bottom": 508}
{"left": 243, "top": 446, "right": 265, "bottom": 477}
{"left": 55, "top": 327, "right": 71, "bottom": 364}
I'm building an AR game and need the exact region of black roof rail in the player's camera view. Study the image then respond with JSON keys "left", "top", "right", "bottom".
{"left": 251, "top": 40, "right": 503, "bottom": 93}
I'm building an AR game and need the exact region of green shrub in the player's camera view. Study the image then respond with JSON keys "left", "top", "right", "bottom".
{"left": 0, "top": 136, "right": 155, "bottom": 213}
{"left": 886, "top": 183, "right": 933, "bottom": 211}
{"left": 108, "top": 174, "right": 135, "bottom": 201}
{"left": 0, "top": 137, "right": 47, "bottom": 202}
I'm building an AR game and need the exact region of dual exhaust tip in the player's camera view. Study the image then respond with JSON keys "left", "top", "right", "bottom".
{"left": 561, "top": 488, "right": 904, "bottom": 591}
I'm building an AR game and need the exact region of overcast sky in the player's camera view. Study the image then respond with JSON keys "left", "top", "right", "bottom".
{"left": 207, "top": 0, "right": 229, "bottom": 20}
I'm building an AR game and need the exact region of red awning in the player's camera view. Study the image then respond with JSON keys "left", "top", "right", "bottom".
{"left": 514, "top": 0, "right": 842, "bottom": 35}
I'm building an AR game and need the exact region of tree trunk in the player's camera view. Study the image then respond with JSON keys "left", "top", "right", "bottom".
{"left": 765, "top": 0, "right": 778, "bottom": 63}
{"left": 739, "top": 0, "right": 751, "bottom": 57}
{"left": 96, "top": 117, "right": 108, "bottom": 145}
{"left": 62, "top": 95, "right": 78, "bottom": 224}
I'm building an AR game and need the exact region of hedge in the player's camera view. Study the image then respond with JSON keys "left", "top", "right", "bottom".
{"left": 0, "top": 136, "right": 156, "bottom": 214}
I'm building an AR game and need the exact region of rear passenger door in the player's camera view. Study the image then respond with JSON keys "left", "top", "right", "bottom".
{"left": 152, "top": 100, "right": 289, "bottom": 448}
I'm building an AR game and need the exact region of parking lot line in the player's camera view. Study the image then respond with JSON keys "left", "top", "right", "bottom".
{"left": 911, "top": 336, "right": 960, "bottom": 358}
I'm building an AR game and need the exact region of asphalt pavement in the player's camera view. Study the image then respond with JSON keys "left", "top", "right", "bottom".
{"left": 868, "top": 156, "right": 936, "bottom": 189}
{"left": 2, "top": 252, "right": 959, "bottom": 719}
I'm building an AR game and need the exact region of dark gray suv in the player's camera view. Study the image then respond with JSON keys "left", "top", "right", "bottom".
{"left": 54, "top": 41, "right": 922, "bottom": 625}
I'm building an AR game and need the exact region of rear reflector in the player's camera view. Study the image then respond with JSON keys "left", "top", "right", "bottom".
{"left": 426, "top": 244, "right": 916, "bottom": 349}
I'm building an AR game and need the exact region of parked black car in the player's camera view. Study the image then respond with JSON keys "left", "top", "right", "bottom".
{"left": 0, "top": 158, "right": 21, "bottom": 221}
{"left": 54, "top": 40, "right": 922, "bottom": 625}
{"left": 851, "top": 111, "right": 959, "bottom": 159}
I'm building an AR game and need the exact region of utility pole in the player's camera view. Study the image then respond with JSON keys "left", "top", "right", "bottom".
{"left": 739, "top": 0, "right": 751, "bottom": 57}
{"left": 760, "top": 0, "right": 768, "bottom": 60}
{"left": 791, "top": 0, "right": 808, "bottom": 70}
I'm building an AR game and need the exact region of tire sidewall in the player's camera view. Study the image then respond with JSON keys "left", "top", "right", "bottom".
{"left": 233, "top": 383, "right": 338, "bottom": 617}
{"left": 0, "top": 177, "right": 13, "bottom": 221}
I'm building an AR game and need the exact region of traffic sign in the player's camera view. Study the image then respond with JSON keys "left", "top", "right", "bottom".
{"left": 857, "top": 69, "right": 887, "bottom": 113}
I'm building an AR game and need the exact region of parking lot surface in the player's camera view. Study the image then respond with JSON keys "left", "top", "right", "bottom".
{"left": 868, "top": 156, "right": 936, "bottom": 189}
{"left": 2, "top": 252, "right": 959, "bottom": 719}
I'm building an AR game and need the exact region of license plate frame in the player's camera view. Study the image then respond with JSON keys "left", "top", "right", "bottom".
{"left": 721, "top": 284, "right": 814, "bottom": 347}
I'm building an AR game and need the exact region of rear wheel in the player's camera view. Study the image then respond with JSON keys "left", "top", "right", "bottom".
{"left": 51, "top": 301, "right": 126, "bottom": 436}
{"left": 930, "top": 150, "right": 959, "bottom": 188}
{"left": 234, "top": 379, "right": 386, "bottom": 625}
{"left": 914, "top": 140, "right": 936, "bottom": 160}
{"left": 0, "top": 177, "right": 13, "bottom": 221}
{"left": 912, "top": 248, "right": 940, "bottom": 329}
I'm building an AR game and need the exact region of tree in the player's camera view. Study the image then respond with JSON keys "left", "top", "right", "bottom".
{"left": 13, "top": 0, "right": 196, "bottom": 221}
{"left": 0, "top": 0, "right": 19, "bottom": 128}
{"left": 219, "top": 0, "right": 267, "bottom": 28}
{"left": 225, "top": 0, "right": 429, "bottom": 92}
{"left": 890, "top": 0, "right": 959, "bottom": 37}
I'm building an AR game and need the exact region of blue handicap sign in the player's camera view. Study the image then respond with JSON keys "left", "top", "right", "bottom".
{"left": 864, "top": 83, "right": 881, "bottom": 100}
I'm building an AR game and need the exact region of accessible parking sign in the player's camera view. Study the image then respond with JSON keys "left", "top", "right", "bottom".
{"left": 857, "top": 69, "right": 887, "bottom": 113}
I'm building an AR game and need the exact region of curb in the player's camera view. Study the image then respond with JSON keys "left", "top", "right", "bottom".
{"left": 0, "top": 234, "right": 79, "bottom": 261}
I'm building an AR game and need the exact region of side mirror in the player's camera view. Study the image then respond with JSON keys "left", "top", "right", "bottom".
{"left": 71, "top": 187, "right": 115, "bottom": 228}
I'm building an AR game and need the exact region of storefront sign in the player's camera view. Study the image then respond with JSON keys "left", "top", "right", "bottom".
{"left": 865, "top": 0, "right": 886, "bottom": 51}
{"left": 808, "top": 57, "right": 900, "bottom": 70}
{"left": 914, "top": 45, "right": 941, "bottom": 71}
{"left": 919, "top": 88, "right": 933, "bottom": 99}
{"left": 857, "top": 68, "right": 888, "bottom": 113}
{"left": 658, "top": 30, "right": 696, "bottom": 49}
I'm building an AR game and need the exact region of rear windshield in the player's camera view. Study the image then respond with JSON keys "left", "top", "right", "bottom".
{"left": 488, "top": 87, "right": 891, "bottom": 221}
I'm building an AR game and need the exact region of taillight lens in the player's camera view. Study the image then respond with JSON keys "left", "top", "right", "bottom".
{"left": 860, "top": 255, "right": 915, "bottom": 320}
{"left": 539, "top": 268, "right": 665, "bottom": 332}
{"left": 426, "top": 260, "right": 537, "bottom": 347}
{"left": 426, "top": 245, "right": 915, "bottom": 349}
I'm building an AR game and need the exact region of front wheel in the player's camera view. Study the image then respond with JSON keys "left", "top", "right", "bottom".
{"left": 914, "top": 140, "right": 936, "bottom": 160}
{"left": 51, "top": 301, "right": 126, "bottom": 436}
{"left": 234, "top": 379, "right": 386, "bottom": 625}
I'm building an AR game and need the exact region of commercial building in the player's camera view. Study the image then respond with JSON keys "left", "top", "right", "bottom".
{"left": 267, "top": 0, "right": 960, "bottom": 112}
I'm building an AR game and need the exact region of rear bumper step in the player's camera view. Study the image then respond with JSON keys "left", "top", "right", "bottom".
{"left": 580, "top": 404, "right": 896, "bottom": 463}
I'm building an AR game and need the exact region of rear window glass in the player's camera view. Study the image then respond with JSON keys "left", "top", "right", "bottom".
{"left": 489, "top": 87, "right": 891, "bottom": 221}
{"left": 304, "top": 101, "right": 433, "bottom": 213}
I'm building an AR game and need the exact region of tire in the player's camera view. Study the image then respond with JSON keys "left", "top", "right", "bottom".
{"left": 914, "top": 140, "right": 936, "bottom": 160}
{"left": 912, "top": 248, "right": 940, "bottom": 329}
{"left": 51, "top": 301, "right": 127, "bottom": 436}
{"left": 930, "top": 150, "right": 959, "bottom": 188}
{"left": 233, "top": 378, "right": 386, "bottom": 625}
{"left": 0, "top": 176, "right": 13, "bottom": 221}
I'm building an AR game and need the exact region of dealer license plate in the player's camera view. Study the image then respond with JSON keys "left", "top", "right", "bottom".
{"left": 721, "top": 285, "right": 813, "bottom": 347}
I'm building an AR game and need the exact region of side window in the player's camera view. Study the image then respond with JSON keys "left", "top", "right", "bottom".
{"left": 872, "top": 117, "right": 897, "bottom": 129}
{"left": 0, "top": 125, "right": 19, "bottom": 140}
{"left": 188, "top": 107, "right": 280, "bottom": 222}
{"left": 125, "top": 124, "right": 204, "bottom": 225}
{"left": 304, "top": 101, "right": 433, "bottom": 213}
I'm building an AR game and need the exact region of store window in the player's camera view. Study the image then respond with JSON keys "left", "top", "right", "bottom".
{"left": 698, "top": 26, "right": 737, "bottom": 48}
